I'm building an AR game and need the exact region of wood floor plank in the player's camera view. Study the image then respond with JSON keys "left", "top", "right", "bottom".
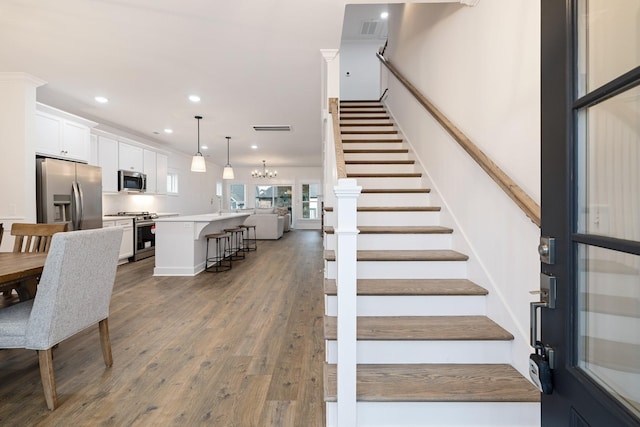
{"left": 0, "top": 231, "right": 325, "bottom": 426}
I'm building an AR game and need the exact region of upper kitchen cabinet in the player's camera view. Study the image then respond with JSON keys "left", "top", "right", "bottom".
{"left": 156, "top": 153, "right": 168, "bottom": 195}
{"left": 97, "top": 135, "right": 118, "bottom": 193}
{"left": 118, "top": 141, "right": 144, "bottom": 172}
{"left": 35, "top": 103, "right": 97, "bottom": 162}
{"left": 143, "top": 149, "right": 157, "bottom": 194}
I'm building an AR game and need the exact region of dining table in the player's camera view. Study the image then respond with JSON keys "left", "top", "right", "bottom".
{"left": 0, "top": 252, "right": 48, "bottom": 302}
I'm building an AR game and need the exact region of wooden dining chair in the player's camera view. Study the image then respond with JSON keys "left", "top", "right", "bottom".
{"left": 0, "top": 227, "right": 123, "bottom": 410}
{"left": 11, "top": 223, "right": 68, "bottom": 254}
{"left": 4, "top": 223, "right": 68, "bottom": 300}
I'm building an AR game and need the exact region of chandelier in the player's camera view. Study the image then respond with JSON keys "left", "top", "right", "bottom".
{"left": 251, "top": 160, "right": 277, "bottom": 178}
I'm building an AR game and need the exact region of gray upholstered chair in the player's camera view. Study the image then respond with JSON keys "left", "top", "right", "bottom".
{"left": 0, "top": 226, "right": 123, "bottom": 410}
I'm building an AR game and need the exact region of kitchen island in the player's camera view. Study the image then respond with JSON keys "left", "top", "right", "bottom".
{"left": 153, "top": 212, "right": 250, "bottom": 276}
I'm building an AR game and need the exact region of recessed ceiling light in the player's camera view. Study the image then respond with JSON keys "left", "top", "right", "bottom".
{"left": 94, "top": 96, "right": 109, "bottom": 103}
{"left": 164, "top": 128, "right": 173, "bottom": 134}
{"left": 251, "top": 145, "right": 258, "bottom": 150}
{"left": 201, "top": 145, "right": 208, "bottom": 150}
{"left": 380, "top": 12, "right": 389, "bottom": 19}
{"left": 188, "top": 95, "right": 201, "bottom": 103}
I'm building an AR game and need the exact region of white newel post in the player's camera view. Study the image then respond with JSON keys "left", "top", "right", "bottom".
{"left": 334, "top": 178, "right": 361, "bottom": 427}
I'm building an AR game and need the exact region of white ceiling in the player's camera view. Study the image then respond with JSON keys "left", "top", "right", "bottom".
{"left": 0, "top": 0, "right": 394, "bottom": 169}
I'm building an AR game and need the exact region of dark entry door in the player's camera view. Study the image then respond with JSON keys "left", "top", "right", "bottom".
{"left": 541, "top": 1, "right": 640, "bottom": 426}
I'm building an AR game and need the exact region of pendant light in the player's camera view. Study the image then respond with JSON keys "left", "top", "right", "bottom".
{"left": 223, "top": 136, "right": 234, "bottom": 179}
{"left": 190, "top": 115, "right": 206, "bottom": 172}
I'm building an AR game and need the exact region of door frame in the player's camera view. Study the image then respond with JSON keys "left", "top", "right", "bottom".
{"left": 541, "top": 1, "right": 640, "bottom": 425}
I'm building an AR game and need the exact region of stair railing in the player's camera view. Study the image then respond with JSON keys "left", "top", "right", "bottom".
{"left": 377, "top": 53, "right": 541, "bottom": 227}
{"left": 327, "top": 98, "right": 361, "bottom": 426}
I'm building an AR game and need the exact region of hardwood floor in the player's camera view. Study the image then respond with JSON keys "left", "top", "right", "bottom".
{"left": 0, "top": 230, "right": 325, "bottom": 427}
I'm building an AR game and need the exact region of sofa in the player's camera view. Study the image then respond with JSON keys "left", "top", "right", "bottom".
{"left": 241, "top": 208, "right": 285, "bottom": 240}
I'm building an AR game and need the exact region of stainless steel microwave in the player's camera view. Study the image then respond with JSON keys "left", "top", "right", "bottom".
{"left": 118, "top": 170, "right": 146, "bottom": 193}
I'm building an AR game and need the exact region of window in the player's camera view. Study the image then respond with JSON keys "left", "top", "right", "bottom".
{"left": 302, "top": 183, "right": 318, "bottom": 219}
{"left": 167, "top": 170, "right": 178, "bottom": 194}
{"left": 255, "top": 185, "right": 292, "bottom": 211}
{"left": 230, "top": 183, "right": 246, "bottom": 209}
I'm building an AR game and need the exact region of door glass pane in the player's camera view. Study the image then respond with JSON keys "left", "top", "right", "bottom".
{"left": 577, "top": 0, "right": 640, "bottom": 96}
{"left": 230, "top": 184, "right": 245, "bottom": 209}
{"left": 302, "top": 183, "right": 318, "bottom": 219}
{"left": 577, "top": 244, "right": 640, "bottom": 417}
{"left": 576, "top": 85, "right": 640, "bottom": 241}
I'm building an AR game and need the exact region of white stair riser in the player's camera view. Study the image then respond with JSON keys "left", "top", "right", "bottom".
{"left": 325, "top": 340, "right": 510, "bottom": 364}
{"left": 344, "top": 152, "right": 410, "bottom": 161}
{"left": 326, "top": 402, "right": 541, "bottom": 427}
{"left": 324, "top": 211, "right": 442, "bottom": 226}
{"left": 346, "top": 163, "right": 416, "bottom": 173}
{"left": 358, "top": 193, "right": 431, "bottom": 207}
{"left": 340, "top": 119, "right": 392, "bottom": 125}
{"left": 355, "top": 177, "right": 424, "bottom": 189}
{"left": 325, "top": 260, "right": 467, "bottom": 280}
{"left": 342, "top": 142, "right": 405, "bottom": 150}
{"left": 325, "top": 233, "right": 452, "bottom": 251}
{"left": 325, "top": 295, "right": 486, "bottom": 316}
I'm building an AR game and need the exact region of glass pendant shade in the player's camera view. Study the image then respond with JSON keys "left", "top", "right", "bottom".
{"left": 190, "top": 115, "right": 206, "bottom": 172}
{"left": 223, "top": 136, "right": 234, "bottom": 179}
{"left": 223, "top": 166, "right": 234, "bottom": 179}
{"left": 191, "top": 154, "right": 206, "bottom": 172}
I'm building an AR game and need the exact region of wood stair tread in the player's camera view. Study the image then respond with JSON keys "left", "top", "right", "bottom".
{"left": 342, "top": 139, "right": 403, "bottom": 143}
{"left": 361, "top": 188, "right": 430, "bottom": 193}
{"left": 324, "top": 315, "right": 514, "bottom": 341}
{"left": 324, "top": 250, "right": 468, "bottom": 262}
{"left": 324, "top": 278, "right": 488, "bottom": 296}
{"left": 348, "top": 173, "right": 422, "bottom": 178}
{"left": 343, "top": 148, "right": 409, "bottom": 154}
{"left": 324, "top": 226, "right": 452, "bottom": 234}
{"left": 324, "top": 206, "right": 441, "bottom": 212}
{"left": 342, "top": 130, "right": 398, "bottom": 135}
{"left": 324, "top": 364, "right": 540, "bottom": 403}
{"left": 339, "top": 110, "right": 386, "bottom": 114}
{"left": 340, "top": 115, "right": 390, "bottom": 120}
{"left": 341, "top": 123, "right": 394, "bottom": 127}
{"left": 345, "top": 160, "right": 414, "bottom": 164}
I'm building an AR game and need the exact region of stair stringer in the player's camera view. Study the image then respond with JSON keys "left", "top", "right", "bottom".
{"left": 383, "top": 101, "right": 540, "bottom": 377}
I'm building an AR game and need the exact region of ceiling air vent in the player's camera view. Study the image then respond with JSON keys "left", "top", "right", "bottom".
{"left": 252, "top": 125, "right": 291, "bottom": 132}
{"left": 360, "top": 20, "right": 379, "bottom": 36}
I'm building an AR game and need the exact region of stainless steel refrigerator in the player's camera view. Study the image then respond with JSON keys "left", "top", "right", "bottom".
{"left": 36, "top": 157, "right": 103, "bottom": 230}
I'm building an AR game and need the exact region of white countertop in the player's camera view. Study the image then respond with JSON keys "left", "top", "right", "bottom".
{"left": 154, "top": 212, "right": 248, "bottom": 223}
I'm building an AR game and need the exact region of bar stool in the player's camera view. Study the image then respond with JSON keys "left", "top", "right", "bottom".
{"left": 239, "top": 224, "right": 257, "bottom": 252}
{"left": 205, "top": 232, "right": 232, "bottom": 272}
{"left": 224, "top": 227, "right": 245, "bottom": 261}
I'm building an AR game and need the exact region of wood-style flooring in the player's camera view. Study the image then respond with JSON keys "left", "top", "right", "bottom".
{"left": 0, "top": 230, "right": 325, "bottom": 427}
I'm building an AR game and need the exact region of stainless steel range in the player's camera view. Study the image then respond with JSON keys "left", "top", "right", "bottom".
{"left": 109, "top": 211, "right": 158, "bottom": 261}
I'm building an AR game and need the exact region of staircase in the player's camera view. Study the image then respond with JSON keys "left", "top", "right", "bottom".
{"left": 322, "top": 100, "right": 540, "bottom": 426}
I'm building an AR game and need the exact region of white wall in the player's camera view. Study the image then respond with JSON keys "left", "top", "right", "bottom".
{"left": 383, "top": 1, "right": 541, "bottom": 376}
{"left": 340, "top": 40, "right": 386, "bottom": 101}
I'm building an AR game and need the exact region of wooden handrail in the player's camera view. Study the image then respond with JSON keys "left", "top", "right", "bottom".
{"left": 377, "top": 53, "right": 541, "bottom": 227}
{"left": 329, "top": 98, "right": 348, "bottom": 179}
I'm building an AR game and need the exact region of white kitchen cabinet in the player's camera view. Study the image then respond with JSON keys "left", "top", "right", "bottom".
{"left": 98, "top": 135, "right": 119, "bottom": 192}
{"left": 89, "top": 134, "right": 99, "bottom": 166}
{"left": 143, "top": 149, "right": 157, "bottom": 194}
{"left": 35, "top": 109, "right": 92, "bottom": 162}
{"left": 103, "top": 219, "right": 134, "bottom": 262}
{"left": 156, "top": 153, "right": 168, "bottom": 195}
{"left": 118, "top": 142, "right": 144, "bottom": 172}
